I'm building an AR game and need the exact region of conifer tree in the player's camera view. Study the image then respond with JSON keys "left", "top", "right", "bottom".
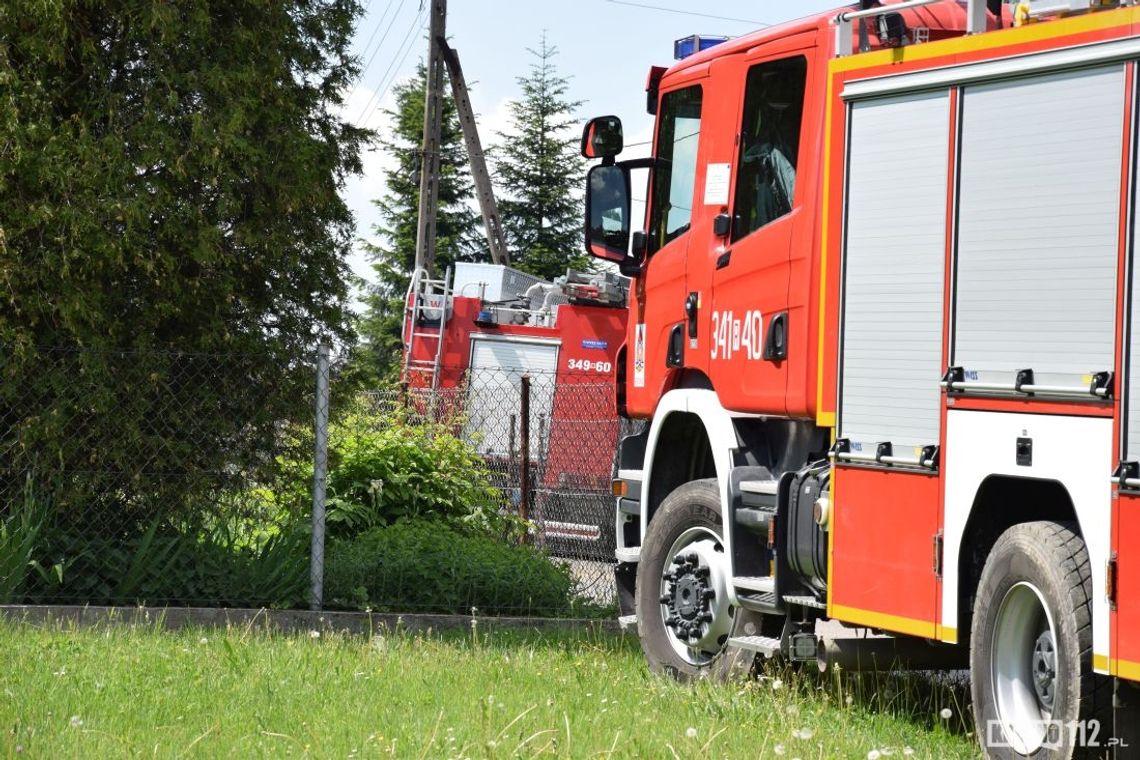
{"left": 494, "top": 34, "right": 590, "bottom": 281}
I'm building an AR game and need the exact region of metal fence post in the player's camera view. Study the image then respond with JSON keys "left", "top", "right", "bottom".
{"left": 519, "top": 374, "right": 530, "bottom": 543}
{"left": 310, "top": 344, "right": 331, "bottom": 611}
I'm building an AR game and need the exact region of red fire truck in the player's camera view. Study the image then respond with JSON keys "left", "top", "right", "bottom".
{"left": 403, "top": 262, "right": 627, "bottom": 556}
{"left": 584, "top": 1, "right": 1140, "bottom": 755}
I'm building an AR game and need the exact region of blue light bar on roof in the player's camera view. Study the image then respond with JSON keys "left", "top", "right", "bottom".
{"left": 673, "top": 35, "right": 729, "bottom": 61}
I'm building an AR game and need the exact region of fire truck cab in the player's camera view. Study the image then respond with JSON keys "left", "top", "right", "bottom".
{"left": 585, "top": 1, "right": 1140, "bottom": 756}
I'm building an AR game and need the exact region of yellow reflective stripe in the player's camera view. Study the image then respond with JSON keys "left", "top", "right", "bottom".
{"left": 830, "top": 603, "right": 939, "bottom": 639}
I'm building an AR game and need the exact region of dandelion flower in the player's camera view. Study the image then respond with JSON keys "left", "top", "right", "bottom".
{"left": 772, "top": 678, "right": 784, "bottom": 691}
{"left": 796, "top": 727, "right": 814, "bottom": 740}
{"left": 940, "top": 707, "right": 953, "bottom": 720}
{"left": 686, "top": 727, "right": 698, "bottom": 739}
{"left": 309, "top": 630, "right": 321, "bottom": 639}
{"left": 845, "top": 695, "right": 854, "bottom": 706}
{"left": 867, "top": 751, "right": 881, "bottom": 760}
{"left": 69, "top": 716, "right": 83, "bottom": 729}
{"left": 199, "top": 637, "right": 208, "bottom": 645}
{"left": 773, "top": 743, "right": 786, "bottom": 755}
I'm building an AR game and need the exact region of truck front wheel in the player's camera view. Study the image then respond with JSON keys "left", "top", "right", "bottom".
{"left": 970, "top": 521, "right": 1109, "bottom": 759}
{"left": 635, "top": 478, "right": 735, "bottom": 681}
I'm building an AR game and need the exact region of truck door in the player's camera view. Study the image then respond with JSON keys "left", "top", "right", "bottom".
{"left": 626, "top": 79, "right": 706, "bottom": 415}
{"left": 708, "top": 48, "right": 812, "bottom": 416}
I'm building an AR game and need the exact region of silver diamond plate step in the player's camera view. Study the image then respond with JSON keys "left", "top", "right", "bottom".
{"left": 728, "top": 634, "right": 782, "bottom": 658}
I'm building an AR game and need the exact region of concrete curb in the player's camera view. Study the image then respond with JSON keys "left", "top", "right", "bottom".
{"left": 0, "top": 605, "right": 620, "bottom": 636}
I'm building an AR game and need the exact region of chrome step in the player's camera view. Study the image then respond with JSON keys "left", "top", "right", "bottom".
{"left": 615, "top": 547, "right": 641, "bottom": 563}
{"left": 728, "top": 634, "right": 782, "bottom": 658}
{"left": 783, "top": 595, "right": 826, "bottom": 610}
{"left": 734, "top": 576, "right": 775, "bottom": 593}
{"left": 739, "top": 479, "right": 779, "bottom": 495}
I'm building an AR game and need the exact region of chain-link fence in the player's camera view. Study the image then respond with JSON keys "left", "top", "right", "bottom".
{"left": 0, "top": 347, "right": 631, "bottom": 616}
{"left": 376, "top": 366, "right": 634, "bottom": 608}
{"left": 0, "top": 346, "right": 318, "bottom": 608}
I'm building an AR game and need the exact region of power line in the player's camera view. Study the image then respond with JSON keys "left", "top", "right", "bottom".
{"left": 604, "top": 0, "right": 771, "bottom": 26}
{"left": 357, "top": 8, "right": 427, "bottom": 126}
{"left": 357, "top": 0, "right": 398, "bottom": 69}
{"left": 357, "top": 0, "right": 406, "bottom": 80}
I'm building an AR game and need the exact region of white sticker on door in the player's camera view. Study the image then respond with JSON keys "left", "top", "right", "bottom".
{"left": 703, "top": 163, "right": 731, "bottom": 206}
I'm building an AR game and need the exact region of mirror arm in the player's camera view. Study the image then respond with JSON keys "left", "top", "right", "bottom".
{"left": 617, "top": 157, "right": 657, "bottom": 171}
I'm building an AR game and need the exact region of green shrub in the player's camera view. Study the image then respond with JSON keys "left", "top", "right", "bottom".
{"left": 318, "top": 403, "right": 515, "bottom": 539}
{"left": 19, "top": 518, "right": 309, "bottom": 608}
{"left": 325, "top": 519, "right": 576, "bottom": 616}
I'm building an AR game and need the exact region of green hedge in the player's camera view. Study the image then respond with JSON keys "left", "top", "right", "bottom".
{"left": 326, "top": 519, "right": 576, "bottom": 616}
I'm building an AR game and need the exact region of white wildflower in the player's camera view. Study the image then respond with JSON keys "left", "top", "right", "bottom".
{"left": 309, "top": 630, "right": 321, "bottom": 639}
{"left": 845, "top": 695, "right": 854, "bottom": 706}
{"left": 199, "top": 637, "right": 208, "bottom": 645}
{"left": 685, "top": 727, "right": 698, "bottom": 739}
{"left": 940, "top": 707, "right": 953, "bottom": 720}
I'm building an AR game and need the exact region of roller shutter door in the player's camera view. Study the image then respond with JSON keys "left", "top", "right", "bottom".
{"left": 839, "top": 90, "right": 949, "bottom": 457}
{"left": 465, "top": 338, "right": 559, "bottom": 457}
{"left": 954, "top": 66, "right": 1124, "bottom": 390}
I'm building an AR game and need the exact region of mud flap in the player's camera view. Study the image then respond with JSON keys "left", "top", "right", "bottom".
{"left": 1114, "top": 678, "right": 1140, "bottom": 758}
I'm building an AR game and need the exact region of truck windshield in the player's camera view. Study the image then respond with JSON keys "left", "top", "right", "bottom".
{"left": 648, "top": 85, "right": 703, "bottom": 254}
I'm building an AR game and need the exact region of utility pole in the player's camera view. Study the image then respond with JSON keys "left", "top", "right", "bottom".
{"left": 439, "top": 40, "right": 510, "bottom": 267}
{"left": 414, "top": 0, "right": 447, "bottom": 276}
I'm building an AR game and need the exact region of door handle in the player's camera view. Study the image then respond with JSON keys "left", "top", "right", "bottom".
{"left": 763, "top": 311, "right": 788, "bottom": 361}
{"left": 684, "top": 292, "right": 699, "bottom": 340}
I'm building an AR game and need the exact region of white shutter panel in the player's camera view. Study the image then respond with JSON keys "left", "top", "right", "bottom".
{"left": 954, "top": 67, "right": 1124, "bottom": 389}
{"left": 839, "top": 91, "right": 949, "bottom": 456}
{"left": 465, "top": 339, "right": 559, "bottom": 457}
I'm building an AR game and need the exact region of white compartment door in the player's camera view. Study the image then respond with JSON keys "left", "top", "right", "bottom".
{"left": 954, "top": 66, "right": 1125, "bottom": 390}
{"left": 839, "top": 90, "right": 949, "bottom": 458}
{"left": 466, "top": 338, "right": 559, "bottom": 457}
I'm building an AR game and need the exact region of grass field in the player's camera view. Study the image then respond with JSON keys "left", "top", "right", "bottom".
{"left": 0, "top": 619, "right": 980, "bottom": 758}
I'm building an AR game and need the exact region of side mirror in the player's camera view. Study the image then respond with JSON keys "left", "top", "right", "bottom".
{"left": 581, "top": 115, "right": 623, "bottom": 160}
{"left": 585, "top": 163, "right": 632, "bottom": 263}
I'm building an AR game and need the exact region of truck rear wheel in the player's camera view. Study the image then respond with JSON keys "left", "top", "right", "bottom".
{"left": 970, "top": 521, "right": 1109, "bottom": 758}
{"left": 635, "top": 478, "right": 735, "bottom": 681}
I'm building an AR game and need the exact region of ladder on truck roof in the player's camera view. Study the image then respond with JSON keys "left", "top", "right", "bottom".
{"left": 832, "top": 0, "right": 1129, "bottom": 58}
{"left": 402, "top": 266, "right": 452, "bottom": 391}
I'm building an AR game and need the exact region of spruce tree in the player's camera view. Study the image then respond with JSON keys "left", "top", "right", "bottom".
{"left": 355, "top": 61, "right": 482, "bottom": 382}
{"left": 494, "top": 34, "right": 590, "bottom": 282}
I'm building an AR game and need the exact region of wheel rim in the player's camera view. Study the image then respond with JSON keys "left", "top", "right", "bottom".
{"left": 658, "top": 525, "right": 733, "bottom": 666}
{"left": 990, "top": 581, "right": 1059, "bottom": 754}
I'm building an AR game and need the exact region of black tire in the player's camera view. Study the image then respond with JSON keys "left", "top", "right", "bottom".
{"left": 635, "top": 478, "right": 734, "bottom": 681}
{"left": 970, "top": 521, "right": 1111, "bottom": 759}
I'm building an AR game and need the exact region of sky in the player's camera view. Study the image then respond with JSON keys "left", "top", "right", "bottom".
{"left": 339, "top": 0, "right": 844, "bottom": 290}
